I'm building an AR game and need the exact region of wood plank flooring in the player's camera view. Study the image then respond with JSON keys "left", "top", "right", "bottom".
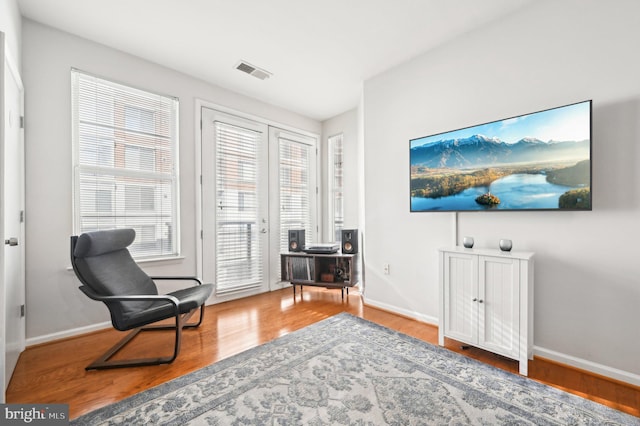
{"left": 6, "top": 287, "right": 640, "bottom": 420}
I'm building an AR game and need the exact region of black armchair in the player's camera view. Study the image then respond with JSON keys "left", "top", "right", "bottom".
{"left": 70, "top": 228, "right": 213, "bottom": 370}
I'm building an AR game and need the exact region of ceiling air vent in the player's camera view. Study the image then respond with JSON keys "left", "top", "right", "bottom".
{"left": 235, "top": 60, "right": 272, "bottom": 80}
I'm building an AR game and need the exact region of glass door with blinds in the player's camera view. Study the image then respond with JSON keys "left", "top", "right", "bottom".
{"left": 268, "top": 128, "right": 318, "bottom": 288}
{"left": 201, "top": 109, "right": 270, "bottom": 298}
{"left": 201, "top": 107, "right": 318, "bottom": 299}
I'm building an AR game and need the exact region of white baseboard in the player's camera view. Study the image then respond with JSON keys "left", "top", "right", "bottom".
{"left": 363, "top": 297, "right": 439, "bottom": 326}
{"left": 533, "top": 345, "right": 640, "bottom": 387}
{"left": 27, "top": 321, "right": 111, "bottom": 347}
{"left": 362, "top": 297, "right": 640, "bottom": 388}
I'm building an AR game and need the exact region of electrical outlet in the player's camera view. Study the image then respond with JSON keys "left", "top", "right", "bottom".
{"left": 383, "top": 263, "right": 390, "bottom": 275}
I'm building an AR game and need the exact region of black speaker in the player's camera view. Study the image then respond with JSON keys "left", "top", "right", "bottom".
{"left": 288, "top": 229, "right": 305, "bottom": 252}
{"left": 341, "top": 229, "right": 359, "bottom": 254}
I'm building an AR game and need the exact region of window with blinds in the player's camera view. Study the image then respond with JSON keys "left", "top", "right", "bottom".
{"left": 279, "top": 137, "right": 314, "bottom": 254}
{"left": 215, "top": 122, "right": 263, "bottom": 294}
{"left": 328, "top": 133, "right": 344, "bottom": 241}
{"left": 71, "top": 69, "right": 179, "bottom": 259}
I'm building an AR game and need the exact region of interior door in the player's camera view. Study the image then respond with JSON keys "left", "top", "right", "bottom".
{"left": 1, "top": 35, "right": 26, "bottom": 395}
{"left": 201, "top": 108, "right": 270, "bottom": 301}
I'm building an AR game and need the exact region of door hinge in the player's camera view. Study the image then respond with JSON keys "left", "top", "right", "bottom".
{"left": 20, "top": 304, "right": 25, "bottom": 318}
{"left": 20, "top": 116, "right": 24, "bottom": 129}
{"left": 201, "top": 230, "right": 203, "bottom": 239}
{"left": 20, "top": 210, "right": 24, "bottom": 223}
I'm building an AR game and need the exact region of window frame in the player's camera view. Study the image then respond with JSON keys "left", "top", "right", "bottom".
{"left": 327, "top": 133, "right": 344, "bottom": 242}
{"left": 71, "top": 69, "right": 181, "bottom": 260}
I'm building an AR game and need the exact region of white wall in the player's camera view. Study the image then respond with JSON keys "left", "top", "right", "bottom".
{"left": 362, "top": 0, "right": 640, "bottom": 385}
{"left": 22, "top": 19, "right": 320, "bottom": 343}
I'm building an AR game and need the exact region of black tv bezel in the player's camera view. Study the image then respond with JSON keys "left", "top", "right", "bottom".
{"left": 409, "top": 100, "right": 593, "bottom": 213}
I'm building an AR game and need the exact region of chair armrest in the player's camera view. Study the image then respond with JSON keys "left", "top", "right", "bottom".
{"left": 78, "top": 286, "right": 181, "bottom": 311}
{"left": 149, "top": 276, "right": 203, "bottom": 286}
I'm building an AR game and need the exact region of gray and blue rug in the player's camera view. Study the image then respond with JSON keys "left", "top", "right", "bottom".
{"left": 72, "top": 313, "right": 639, "bottom": 425}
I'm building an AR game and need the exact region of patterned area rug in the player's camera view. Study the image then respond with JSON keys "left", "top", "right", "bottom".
{"left": 72, "top": 313, "right": 639, "bottom": 425}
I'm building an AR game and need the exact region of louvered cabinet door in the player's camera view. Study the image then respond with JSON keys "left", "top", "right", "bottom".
{"left": 441, "top": 252, "right": 478, "bottom": 346}
{"left": 478, "top": 256, "right": 520, "bottom": 359}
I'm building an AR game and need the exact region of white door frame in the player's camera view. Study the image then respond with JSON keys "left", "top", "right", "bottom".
{"left": 195, "top": 99, "right": 320, "bottom": 298}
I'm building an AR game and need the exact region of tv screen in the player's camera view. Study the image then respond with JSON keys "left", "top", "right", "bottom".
{"left": 410, "top": 100, "right": 592, "bottom": 212}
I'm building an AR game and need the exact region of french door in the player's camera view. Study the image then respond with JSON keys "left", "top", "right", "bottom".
{"left": 201, "top": 107, "right": 317, "bottom": 301}
{"left": 268, "top": 127, "right": 318, "bottom": 287}
{"left": 202, "top": 109, "right": 270, "bottom": 299}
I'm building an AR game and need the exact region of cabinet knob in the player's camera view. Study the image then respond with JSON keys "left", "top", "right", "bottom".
{"left": 478, "top": 299, "right": 484, "bottom": 303}
{"left": 472, "top": 298, "right": 478, "bottom": 302}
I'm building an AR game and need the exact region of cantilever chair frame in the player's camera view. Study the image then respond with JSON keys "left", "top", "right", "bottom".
{"left": 70, "top": 235, "right": 207, "bottom": 370}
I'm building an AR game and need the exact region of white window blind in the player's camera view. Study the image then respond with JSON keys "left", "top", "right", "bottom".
{"left": 71, "top": 69, "right": 179, "bottom": 259}
{"left": 328, "top": 134, "right": 344, "bottom": 241}
{"left": 215, "top": 122, "right": 263, "bottom": 294}
{"left": 279, "top": 137, "right": 314, "bottom": 254}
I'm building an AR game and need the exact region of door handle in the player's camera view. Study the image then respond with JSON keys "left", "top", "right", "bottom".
{"left": 4, "top": 237, "right": 18, "bottom": 246}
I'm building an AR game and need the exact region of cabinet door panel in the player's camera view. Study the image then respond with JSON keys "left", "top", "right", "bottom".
{"left": 479, "top": 256, "right": 520, "bottom": 358}
{"left": 443, "top": 253, "right": 478, "bottom": 344}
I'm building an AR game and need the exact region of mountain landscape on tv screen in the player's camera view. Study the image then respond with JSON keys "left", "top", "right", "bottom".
{"left": 410, "top": 134, "right": 589, "bottom": 169}
{"left": 410, "top": 134, "right": 591, "bottom": 211}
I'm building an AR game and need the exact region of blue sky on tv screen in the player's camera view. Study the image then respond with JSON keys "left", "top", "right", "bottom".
{"left": 411, "top": 101, "right": 590, "bottom": 147}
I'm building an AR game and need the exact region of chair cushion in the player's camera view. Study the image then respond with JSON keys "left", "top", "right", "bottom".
{"left": 74, "top": 229, "right": 136, "bottom": 258}
{"left": 114, "top": 283, "right": 214, "bottom": 330}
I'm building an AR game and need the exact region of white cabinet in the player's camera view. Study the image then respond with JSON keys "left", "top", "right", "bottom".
{"left": 438, "top": 247, "right": 534, "bottom": 376}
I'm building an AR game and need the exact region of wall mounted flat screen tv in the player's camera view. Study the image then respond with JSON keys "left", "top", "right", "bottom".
{"left": 410, "top": 100, "right": 592, "bottom": 212}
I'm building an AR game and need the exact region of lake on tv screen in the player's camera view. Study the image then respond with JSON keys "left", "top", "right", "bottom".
{"left": 411, "top": 173, "right": 580, "bottom": 211}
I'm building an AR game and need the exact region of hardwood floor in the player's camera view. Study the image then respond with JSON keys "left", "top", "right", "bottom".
{"left": 6, "top": 287, "right": 640, "bottom": 420}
